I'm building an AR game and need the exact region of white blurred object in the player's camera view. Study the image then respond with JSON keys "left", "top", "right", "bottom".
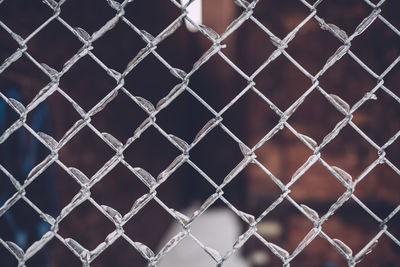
{"left": 182, "top": 0, "right": 202, "bottom": 32}
{"left": 157, "top": 203, "right": 250, "bottom": 267}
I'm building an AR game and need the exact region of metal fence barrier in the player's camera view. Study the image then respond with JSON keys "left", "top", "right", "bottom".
{"left": 0, "top": 0, "right": 399, "bottom": 266}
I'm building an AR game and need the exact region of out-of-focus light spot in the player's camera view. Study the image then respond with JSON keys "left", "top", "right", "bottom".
{"left": 248, "top": 250, "right": 270, "bottom": 266}
{"left": 182, "top": 0, "right": 202, "bottom": 32}
{"left": 257, "top": 220, "right": 283, "bottom": 239}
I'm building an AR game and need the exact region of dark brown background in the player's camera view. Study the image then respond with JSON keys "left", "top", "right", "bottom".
{"left": 0, "top": 0, "right": 400, "bottom": 266}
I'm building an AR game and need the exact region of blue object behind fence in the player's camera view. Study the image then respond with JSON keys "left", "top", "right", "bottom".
{"left": 0, "top": 88, "right": 57, "bottom": 267}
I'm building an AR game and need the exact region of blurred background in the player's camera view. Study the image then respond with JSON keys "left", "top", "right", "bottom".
{"left": 0, "top": 0, "right": 400, "bottom": 266}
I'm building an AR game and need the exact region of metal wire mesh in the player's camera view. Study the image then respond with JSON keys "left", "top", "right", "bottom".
{"left": 0, "top": 0, "right": 399, "bottom": 266}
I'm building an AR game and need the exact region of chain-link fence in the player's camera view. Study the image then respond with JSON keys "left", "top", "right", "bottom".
{"left": 0, "top": 0, "right": 399, "bottom": 266}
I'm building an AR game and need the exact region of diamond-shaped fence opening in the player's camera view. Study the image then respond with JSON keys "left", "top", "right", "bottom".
{"left": 0, "top": 0, "right": 400, "bottom": 266}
